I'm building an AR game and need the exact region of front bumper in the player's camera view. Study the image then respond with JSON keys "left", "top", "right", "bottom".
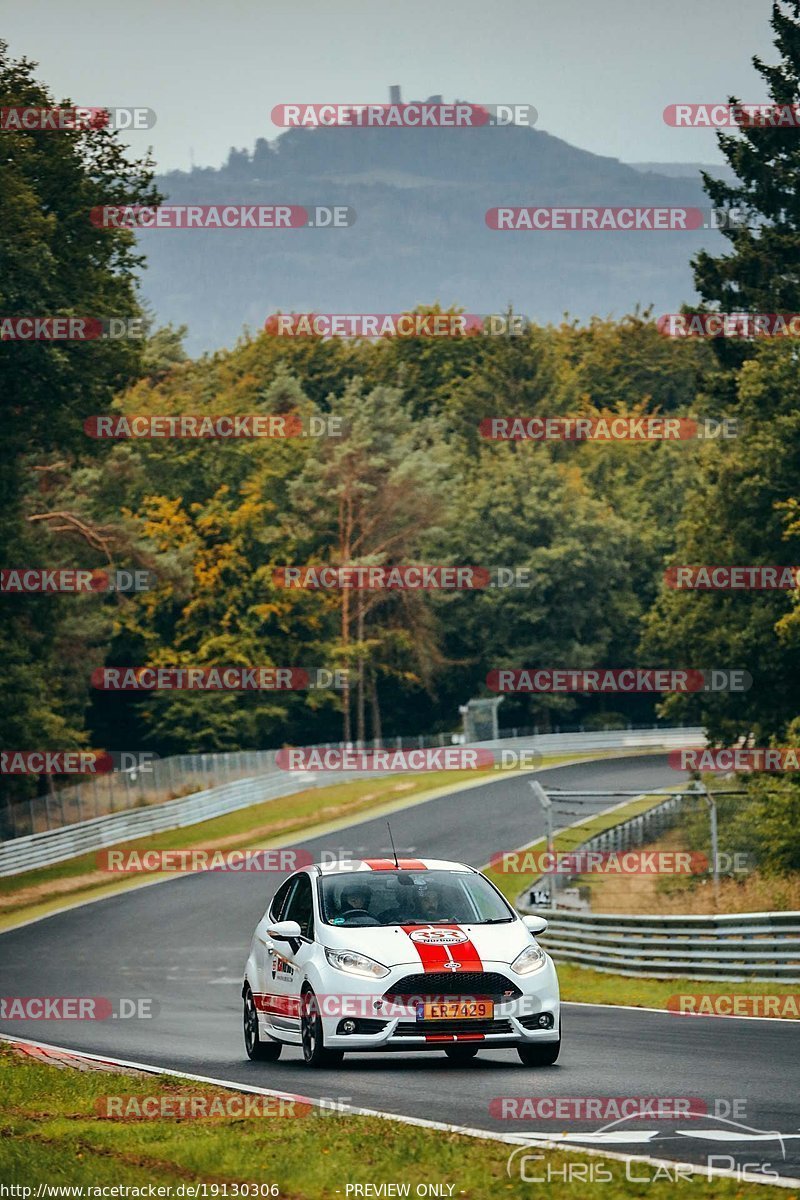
{"left": 314, "top": 957, "right": 560, "bottom": 1051}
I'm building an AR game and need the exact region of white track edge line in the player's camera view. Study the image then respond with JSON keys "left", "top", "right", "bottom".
{"left": 562, "top": 999, "right": 800, "bottom": 1024}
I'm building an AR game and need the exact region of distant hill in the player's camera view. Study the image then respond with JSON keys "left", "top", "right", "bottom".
{"left": 139, "top": 123, "right": 733, "bottom": 355}
{"left": 629, "top": 161, "right": 737, "bottom": 182}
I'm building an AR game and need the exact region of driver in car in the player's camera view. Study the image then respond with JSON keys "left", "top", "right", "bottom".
{"left": 337, "top": 883, "right": 372, "bottom": 918}
{"left": 416, "top": 882, "right": 446, "bottom": 922}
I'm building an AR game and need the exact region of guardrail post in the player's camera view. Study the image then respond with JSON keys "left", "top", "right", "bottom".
{"left": 528, "top": 780, "right": 555, "bottom": 910}
{"left": 690, "top": 779, "right": 720, "bottom": 905}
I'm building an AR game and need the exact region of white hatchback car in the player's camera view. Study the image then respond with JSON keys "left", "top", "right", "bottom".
{"left": 242, "top": 858, "right": 560, "bottom": 1067}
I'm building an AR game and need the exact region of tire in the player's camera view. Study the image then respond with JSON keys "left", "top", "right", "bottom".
{"left": 243, "top": 984, "right": 282, "bottom": 1061}
{"left": 444, "top": 1045, "right": 480, "bottom": 1062}
{"left": 301, "top": 989, "right": 344, "bottom": 1068}
{"left": 517, "top": 1037, "right": 561, "bottom": 1067}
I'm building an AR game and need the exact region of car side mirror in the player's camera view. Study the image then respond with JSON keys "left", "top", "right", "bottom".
{"left": 266, "top": 920, "right": 302, "bottom": 941}
{"left": 523, "top": 915, "right": 548, "bottom": 935}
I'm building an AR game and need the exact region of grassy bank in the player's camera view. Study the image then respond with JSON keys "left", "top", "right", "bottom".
{"left": 571, "top": 826, "right": 800, "bottom": 915}
{"left": 483, "top": 791, "right": 665, "bottom": 903}
{"left": 1, "top": 1043, "right": 788, "bottom": 1198}
{"left": 557, "top": 962, "right": 800, "bottom": 1016}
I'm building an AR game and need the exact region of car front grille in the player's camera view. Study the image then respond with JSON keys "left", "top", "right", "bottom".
{"left": 394, "top": 1018, "right": 514, "bottom": 1037}
{"left": 385, "top": 972, "right": 521, "bottom": 1002}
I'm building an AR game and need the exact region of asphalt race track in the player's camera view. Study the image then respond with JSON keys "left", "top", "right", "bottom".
{"left": 1, "top": 754, "right": 798, "bottom": 1183}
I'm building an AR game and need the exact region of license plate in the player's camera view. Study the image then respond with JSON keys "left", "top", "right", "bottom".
{"left": 418, "top": 999, "right": 494, "bottom": 1021}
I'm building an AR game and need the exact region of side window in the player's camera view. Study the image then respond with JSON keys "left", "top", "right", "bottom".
{"left": 283, "top": 873, "right": 314, "bottom": 940}
{"left": 269, "top": 877, "right": 296, "bottom": 922}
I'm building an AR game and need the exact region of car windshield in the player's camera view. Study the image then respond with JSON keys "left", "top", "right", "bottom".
{"left": 318, "top": 869, "right": 515, "bottom": 927}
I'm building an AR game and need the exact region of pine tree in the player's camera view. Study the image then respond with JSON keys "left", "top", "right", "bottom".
{"left": 693, "top": 1, "right": 800, "bottom": 314}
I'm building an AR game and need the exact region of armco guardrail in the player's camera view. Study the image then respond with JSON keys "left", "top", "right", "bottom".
{"left": 0, "top": 727, "right": 703, "bottom": 876}
{"left": 472, "top": 727, "right": 703, "bottom": 754}
{"left": 525, "top": 909, "right": 800, "bottom": 982}
{"left": 1, "top": 722, "right": 703, "bottom": 840}
{"left": 0, "top": 770, "right": 324, "bottom": 877}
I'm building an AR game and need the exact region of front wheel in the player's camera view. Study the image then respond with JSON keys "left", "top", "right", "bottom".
{"left": 301, "top": 989, "right": 344, "bottom": 1068}
{"left": 243, "top": 985, "right": 282, "bottom": 1061}
{"left": 444, "top": 1045, "right": 480, "bottom": 1062}
{"left": 517, "top": 1037, "right": 560, "bottom": 1066}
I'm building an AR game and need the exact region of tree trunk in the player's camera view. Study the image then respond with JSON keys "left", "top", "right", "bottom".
{"left": 341, "top": 586, "right": 351, "bottom": 744}
{"left": 356, "top": 594, "right": 365, "bottom": 745}
{"left": 369, "top": 669, "right": 382, "bottom": 746}
{"left": 340, "top": 490, "right": 353, "bottom": 745}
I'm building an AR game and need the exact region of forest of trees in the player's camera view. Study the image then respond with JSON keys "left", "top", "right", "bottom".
{"left": 3, "top": 1, "right": 800, "bottom": 809}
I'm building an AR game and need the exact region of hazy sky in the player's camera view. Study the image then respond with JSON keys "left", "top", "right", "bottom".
{"left": 4, "top": 0, "right": 776, "bottom": 173}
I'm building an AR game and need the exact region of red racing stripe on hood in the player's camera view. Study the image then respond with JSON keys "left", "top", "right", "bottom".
{"left": 402, "top": 925, "right": 484, "bottom": 972}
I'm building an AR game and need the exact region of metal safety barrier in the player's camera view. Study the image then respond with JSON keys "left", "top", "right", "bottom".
{"left": 526, "top": 908, "right": 800, "bottom": 982}
{"left": 510, "top": 775, "right": 797, "bottom": 981}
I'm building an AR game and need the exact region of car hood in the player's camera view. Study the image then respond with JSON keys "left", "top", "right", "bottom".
{"left": 320, "top": 921, "right": 534, "bottom": 970}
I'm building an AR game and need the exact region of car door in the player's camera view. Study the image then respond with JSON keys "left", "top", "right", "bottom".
{"left": 253, "top": 875, "right": 297, "bottom": 1033}
{"left": 269, "top": 872, "right": 317, "bottom": 1035}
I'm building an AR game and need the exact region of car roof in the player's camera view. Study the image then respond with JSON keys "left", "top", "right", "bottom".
{"left": 313, "top": 858, "right": 476, "bottom": 875}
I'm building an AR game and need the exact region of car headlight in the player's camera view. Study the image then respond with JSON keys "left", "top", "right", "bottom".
{"left": 511, "top": 944, "right": 548, "bottom": 975}
{"left": 325, "top": 948, "right": 389, "bottom": 979}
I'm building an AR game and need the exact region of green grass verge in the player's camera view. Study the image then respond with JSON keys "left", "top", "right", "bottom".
{"left": 483, "top": 792, "right": 665, "bottom": 903}
{"left": 556, "top": 962, "right": 800, "bottom": 1015}
{"left": 0, "top": 1045, "right": 789, "bottom": 1198}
